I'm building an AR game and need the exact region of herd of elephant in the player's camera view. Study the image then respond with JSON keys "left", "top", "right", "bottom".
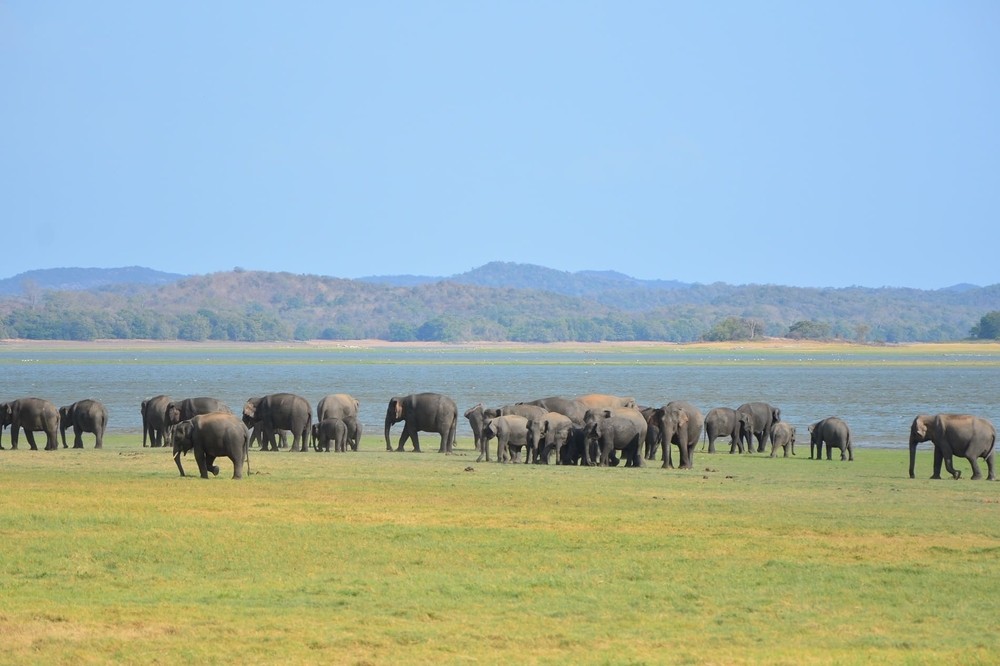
{"left": 1, "top": 391, "right": 996, "bottom": 482}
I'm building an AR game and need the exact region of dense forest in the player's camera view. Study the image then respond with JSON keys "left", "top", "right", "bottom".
{"left": 1, "top": 263, "right": 999, "bottom": 343}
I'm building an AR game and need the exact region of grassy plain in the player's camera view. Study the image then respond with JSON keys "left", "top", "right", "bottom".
{"left": 2, "top": 431, "right": 999, "bottom": 665}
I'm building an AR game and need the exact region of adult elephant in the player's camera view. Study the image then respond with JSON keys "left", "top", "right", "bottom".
{"left": 172, "top": 412, "right": 249, "bottom": 479}
{"left": 242, "top": 393, "right": 312, "bottom": 452}
{"left": 702, "top": 407, "right": 754, "bottom": 454}
{"left": 140, "top": 395, "right": 172, "bottom": 448}
{"left": 519, "top": 396, "right": 589, "bottom": 427}
{"left": 909, "top": 413, "right": 996, "bottom": 481}
{"left": 652, "top": 401, "right": 703, "bottom": 469}
{"left": 482, "top": 414, "right": 529, "bottom": 463}
{"left": 737, "top": 402, "right": 781, "bottom": 453}
{"left": 166, "top": 397, "right": 232, "bottom": 427}
{"left": 58, "top": 399, "right": 108, "bottom": 449}
{"left": 809, "top": 417, "right": 853, "bottom": 461}
{"left": 769, "top": 422, "right": 796, "bottom": 458}
{"left": 574, "top": 394, "right": 637, "bottom": 411}
{"left": 384, "top": 393, "right": 457, "bottom": 453}
{"left": 316, "top": 393, "right": 361, "bottom": 450}
{"left": 1, "top": 398, "right": 60, "bottom": 451}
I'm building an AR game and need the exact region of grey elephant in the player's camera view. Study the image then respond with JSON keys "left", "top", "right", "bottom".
{"left": 909, "top": 413, "right": 996, "bottom": 481}
{"left": 58, "top": 399, "right": 108, "bottom": 449}
{"left": 584, "top": 412, "right": 646, "bottom": 467}
{"left": 316, "top": 393, "right": 360, "bottom": 450}
{"left": 526, "top": 411, "right": 574, "bottom": 464}
{"left": 1, "top": 398, "right": 60, "bottom": 451}
{"left": 312, "top": 417, "right": 348, "bottom": 452}
{"left": 172, "top": 412, "right": 250, "bottom": 479}
{"left": 809, "top": 417, "right": 853, "bottom": 461}
{"left": 583, "top": 407, "right": 648, "bottom": 467}
{"left": 519, "top": 396, "right": 589, "bottom": 427}
{"left": 651, "top": 401, "right": 703, "bottom": 469}
{"left": 384, "top": 392, "right": 457, "bottom": 453}
{"left": 574, "top": 394, "right": 638, "bottom": 411}
{"left": 140, "top": 395, "right": 172, "bottom": 447}
{"left": 769, "top": 421, "right": 796, "bottom": 458}
{"left": 0, "top": 405, "right": 11, "bottom": 449}
{"left": 482, "top": 414, "right": 529, "bottom": 463}
{"left": 737, "top": 402, "right": 781, "bottom": 453}
{"left": 166, "top": 397, "right": 231, "bottom": 426}
{"left": 250, "top": 425, "right": 288, "bottom": 449}
{"left": 242, "top": 393, "right": 312, "bottom": 452}
{"left": 465, "top": 403, "right": 499, "bottom": 458}
{"left": 703, "top": 407, "right": 754, "bottom": 454}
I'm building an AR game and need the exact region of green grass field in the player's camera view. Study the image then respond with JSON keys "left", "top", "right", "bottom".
{"left": 2, "top": 434, "right": 998, "bottom": 665}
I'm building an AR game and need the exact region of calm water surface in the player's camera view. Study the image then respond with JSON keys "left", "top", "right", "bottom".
{"left": 1, "top": 346, "right": 998, "bottom": 449}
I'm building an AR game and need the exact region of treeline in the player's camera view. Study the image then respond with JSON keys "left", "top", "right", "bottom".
{"left": 1, "top": 269, "right": 999, "bottom": 343}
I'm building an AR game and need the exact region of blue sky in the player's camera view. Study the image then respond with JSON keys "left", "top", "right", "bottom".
{"left": 2, "top": 2, "right": 998, "bottom": 289}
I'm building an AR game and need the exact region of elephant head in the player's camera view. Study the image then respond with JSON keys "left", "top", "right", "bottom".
{"left": 908, "top": 414, "right": 935, "bottom": 479}
{"left": 310, "top": 423, "right": 320, "bottom": 449}
{"left": 171, "top": 420, "right": 196, "bottom": 476}
{"left": 771, "top": 407, "right": 781, "bottom": 423}
{"left": 242, "top": 397, "right": 262, "bottom": 429}
{"left": 384, "top": 397, "right": 405, "bottom": 450}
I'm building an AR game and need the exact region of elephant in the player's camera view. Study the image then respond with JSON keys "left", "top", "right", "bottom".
{"left": 574, "top": 394, "right": 638, "bottom": 411}
{"left": 384, "top": 393, "right": 458, "bottom": 454}
{"left": 172, "top": 412, "right": 249, "bottom": 479}
{"left": 166, "top": 397, "right": 232, "bottom": 427}
{"left": 737, "top": 402, "right": 781, "bottom": 453}
{"left": 584, "top": 412, "right": 646, "bottom": 467}
{"left": 651, "top": 401, "right": 703, "bottom": 469}
{"left": 482, "top": 414, "right": 530, "bottom": 463}
{"left": 140, "top": 395, "right": 172, "bottom": 447}
{"left": 909, "top": 413, "right": 996, "bottom": 481}
{"left": 0, "top": 406, "right": 11, "bottom": 449}
{"left": 1, "top": 398, "right": 60, "bottom": 451}
{"left": 769, "top": 421, "right": 796, "bottom": 458}
{"left": 242, "top": 393, "right": 312, "bottom": 452}
{"left": 809, "top": 417, "right": 853, "bottom": 461}
{"left": 312, "top": 417, "right": 348, "bottom": 452}
{"left": 316, "top": 393, "right": 361, "bottom": 450}
{"left": 518, "top": 397, "right": 589, "bottom": 427}
{"left": 703, "top": 407, "right": 754, "bottom": 454}
{"left": 58, "top": 399, "right": 108, "bottom": 449}
{"left": 465, "top": 403, "right": 500, "bottom": 458}
{"left": 583, "top": 407, "right": 648, "bottom": 467}
{"left": 526, "top": 411, "right": 574, "bottom": 464}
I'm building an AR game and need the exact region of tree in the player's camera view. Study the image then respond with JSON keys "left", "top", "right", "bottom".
{"left": 787, "top": 320, "right": 832, "bottom": 340}
{"left": 971, "top": 311, "right": 1000, "bottom": 340}
{"left": 704, "top": 317, "right": 754, "bottom": 342}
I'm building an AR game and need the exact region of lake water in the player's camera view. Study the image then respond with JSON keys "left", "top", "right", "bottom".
{"left": 1, "top": 345, "right": 998, "bottom": 450}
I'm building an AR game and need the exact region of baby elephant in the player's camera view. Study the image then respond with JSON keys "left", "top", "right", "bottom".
{"left": 312, "top": 417, "right": 349, "bottom": 452}
{"left": 769, "top": 422, "right": 796, "bottom": 458}
{"left": 809, "top": 417, "right": 853, "bottom": 461}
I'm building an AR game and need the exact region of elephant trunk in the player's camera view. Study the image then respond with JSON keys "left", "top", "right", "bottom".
{"left": 908, "top": 439, "right": 918, "bottom": 479}
{"left": 384, "top": 413, "right": 393, "bottom": 451}
{"left": 173, "top": 441, "right": 186, "bottom": 477}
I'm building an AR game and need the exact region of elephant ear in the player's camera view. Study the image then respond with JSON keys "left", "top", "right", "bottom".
{"left": 914, "top": 417, "right": 930, "bottom": 440}
{"left": 392, "top": 399, "right": 404, "bottom": 420}
{"left": 773, "top": 408, "right": 781, "bottom": 422}
{"left": 677, "top": 411, "right": 689, "bottom": 427}
{"left": 808, "top": 423, "right": 816, "bottom": 434}
{"left": 242, "top": 401, "right": 256, "bottom": 420}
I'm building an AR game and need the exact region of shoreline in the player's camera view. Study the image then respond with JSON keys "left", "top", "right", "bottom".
{"left": 2, "top": 337, "right": 1000, "bottom": 354}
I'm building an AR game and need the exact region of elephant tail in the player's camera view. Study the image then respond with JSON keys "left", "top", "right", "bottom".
{"left": 244, "top": 429, "right": 251, "bottom": 475}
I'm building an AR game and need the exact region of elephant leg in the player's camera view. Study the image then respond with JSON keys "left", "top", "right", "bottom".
{"left": 232, "top": 455, "right": 244, "bottom": 479}
{"left": 395, "top": 429, "right": 410, "bottom": 452}
{"left": 25, "top": 431, "right": 39, "bottom": 451}
{"left": 73, "top": 426, "right": 84, "bottom": 449}
{"left": 967, "top": 455, "right": 983, "bottom": 481}
{"left": 931, "top": 447, "right": 944, "bottom": 479}
{"left": 207, "top": 455, "right": 220, "bottom": 476}
{"left": 986, "top": 451, "right": 997, "bottom": 481}
{"left": 194, "top": 449, "right": 209, "bottom": 478}
{"left": 942, "top": 453, "right": 961, "bottom": 480}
